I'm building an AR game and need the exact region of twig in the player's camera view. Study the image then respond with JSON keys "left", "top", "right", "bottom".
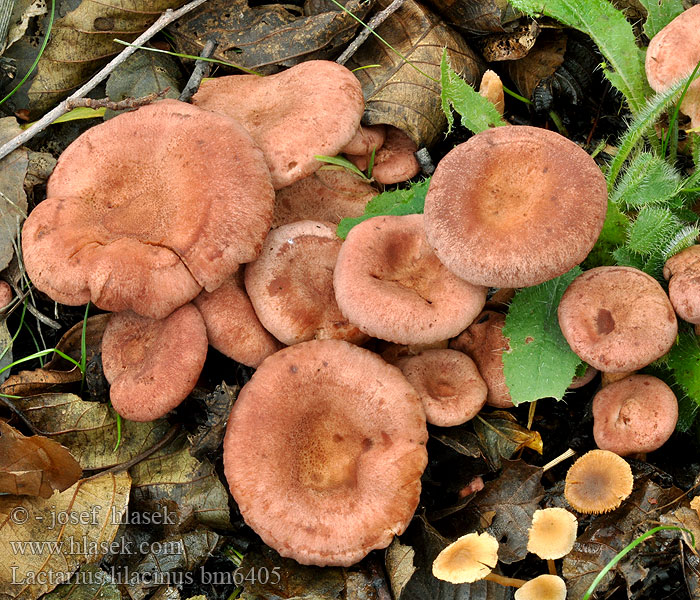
{"left": 0, "top": 395, "right": 43, "bottom": 434}
{"left": 336, "top": 0, "right": 406, "bottom": 66}
{"left": 65, "top": 88, "right": 170, "bottom": 111}
{"left": 179, "top": 39, "right": 218, "bottom": 102}
{"left": 0, "top": 0, "right": 209, "bottom": 161}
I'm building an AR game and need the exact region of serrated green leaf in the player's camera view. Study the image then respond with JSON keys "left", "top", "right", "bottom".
{"left": 613, "top": 245, "right": 646, "bottom": 269}
{"left": 666, "top": 329, "right": 700, "bottom": 431}
{"left": 502, "top": 268, "right": 583, "bottom": 405}
{"left": 642, "top": 223, "right": 700, "bottom": 279}
{"left": 336, "top": 178, "right": 430, "bottom": 239}
{"left": 627, "top": 206, "right": 679, "bottom": 255}
{"left": 440, "top": 49, "right": 506, "bottom": 135}
{"left": 611, "top": 152, "right": 681, "bottom": 209}
{"left": 509, "top": 0, "right": 650, "bottom": 115}
{"left": 638, "top": 0, "right": 683, "bottom": 42}
{"left": 584, "top": 200, "right": 629, "bottom": 268}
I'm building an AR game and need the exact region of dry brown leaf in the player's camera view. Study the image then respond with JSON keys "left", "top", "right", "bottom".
{"left": 478, "top": 21, "right": 540, "bottom": 61}
{"left": 346, "top": 0, "right": 483, "bottom": 148}
{"left": 44, "top": 314, "right": 109, "bottom": 370}
{"left": 0, "top": 366, "right": 81, "bottom": 397}
{"left": 0, "top": 118, "right": 28, "bottom": 273}
{"left": 426, "top": 0, "right": 521, "bottom": 33}
{"left": 0, "top": 421, "right": 82, "bottom": 498}
{"left": 0, "top": 471, "right": 131, "bottom": 600}
{"left": 507, "top": 29, "right": 568, "bottom": 102}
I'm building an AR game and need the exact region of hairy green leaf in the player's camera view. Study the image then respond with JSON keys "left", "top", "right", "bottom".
{"left": 612, "top": 246, "right": 646, "bottom": 270}
{"left": 502, "top": 268, "right": 583, "bottom": 405}
{"left": 665, "top": 329, "right": 700, "bottom": 432}
{"left": 584, "top": 200, "right": 629, "bottom": 268}
{"left": 509, "top": 0, "right": 650, "bottom": 114}
{"left": 440, "top": 50, "right": 506, "bottom": 134}
{"left": 638, "top": 0, "right": 683, "bottom": 40}
{"left": 336, "top": 178, "right": 430, "bottom": 239}
{"left": 642, "top": 223, "right": 700, "bottom": 279}
{"left": 611, "top": 152, "right": 681, "bottom": 209}
{"left": 627, "top": 206, "right": 679, "bottom": 255}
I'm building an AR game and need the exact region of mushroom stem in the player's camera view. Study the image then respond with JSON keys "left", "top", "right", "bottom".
{"left": 484, "top": 573, "right": 527, "bottom": 588}
{"left": 547, "top": 559, "right": 557, "bottom": 576}
{"left": 542, "top": 448, "right": 576, "bottom": 472}
{"left": 601, "top": 371, "right": 634, "bottom": 387}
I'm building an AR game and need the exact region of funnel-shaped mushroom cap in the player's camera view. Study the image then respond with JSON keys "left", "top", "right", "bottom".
{"left": 193, "top": 268, "right": 282, "bottom": 368}
{"left": 245, "top": 221, "right": 366, "bottom": 346}
{"left": 432, "top": 532, "right": 499, "bottom": 584}
{"left": 22, "top": 100, "right": 274, "bottom": 319}
{"left": 558, "top": 266, "right": 677, "bottom": 372}
{"left": 664, "top": 245, "right": 700, "bottom": 324}
{"left": 450, "top": 311, "right": 512, "bottom": 408}
{"left": 396, "top": 349, "right": 487, "bottom": 427}
{"left": 223, "top": 339, "right": 428, "bottom": 566}
{"left": 514, "top": 575, "right": 567, "bottom": 600}
{"left": 592, "top": 375, "right": 678, "bottom": 456}
{"left": 334, "top": 214, "right": 487, "bottom": 344}
{"left": 192, "top": 61, "right": 364, "bottom": 189}
{"left": 102, "top": 304, "right": 208, "bottom": 422}
{"left": 424, "top": 126, "right": 607, "bottom": 288}
{"left": 527, "top": 508, "right": 578, "bottom": 559}
{"left": 564, "top": 450, "right": 633, "bottom": 514}
{"left": 646, "top": 5, "right": 700, "bottom": 128}
{"left": 273, "top": 170, "right": 377, "bottom": 228}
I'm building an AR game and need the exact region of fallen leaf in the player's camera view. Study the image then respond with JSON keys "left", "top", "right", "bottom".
{"left": 0, "top": 316, "right": 12, "bottom": 385}
{"left": 0, "top": 118, "right": 28, "bottom": 273}
{"left": 478, "top": 21, "right": 540, "bottom": 61}
{"left": 470, "top": 460, "right": 544, "bottom": 563}
{"left": 170, "top": 0, "right": 372, "bottom": 73}
{"left": 11, "top": 393, "right": 171, "bottom": 470}
{"left": 426, "top": 0, "right": 520, "bottom": 33}
{"left": 346, "top": 0, "right": 483, "bottom": 148}
{"left": 432, "top": 427, "right": 483, "bottom": 460}
{"left": 0, "top": 471, "right": 131, "bottom": 600}
{"left": 129, "top": 433, "right": 231, "bottom": 530}
{"left": 189, "top": 382, "right": 238, "bottom": 461}
{"left": 4, "top": 0, "right": 46, "bottom": 54}
{"left": 385, "top": 538, "right": 416, "bottom": 599}
{"left": 472, "top": 412, "right": 543, "bottom": 470}
{"left": 40, "top": 565, "right": 120, "bottom": 600}
{"left": 0, "top": 421, "right": 82, "bottom": 498}
{"left": 44, "top": 314, "right": 110, "bottom": 370}
{"left": 507, "top": 29, "right": 567, "bottom": 102}
{"left": 0, "top": 366, "right": 82, "bottom": 397}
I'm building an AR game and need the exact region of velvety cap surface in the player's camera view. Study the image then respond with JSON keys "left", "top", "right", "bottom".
{"left": 223, "top": 339, "right": 428, "bottom": 566}
{"left": 193, "top": 268, "right": 282, "bottom": 368}
{"left": 558, "top": 266, "right": 677, "bottom": 372}
{"left": 23, "top": 100, "right": 274, "bottom": 319}
{"left": 245, "top": 221, "right": 366, "bottom": 345}
{"left": 102, "top": 304, "right": 208, "bottom": 421}
{"left": 193, "top": 60, "right": 365, "bottom": 189}
{"left": 334, "top": 214, "right": 487, "bottom": 344}
{"left": 424, "top": 126, "right": 607, "bottom": 287}
{"left": 593, "top": 375, "right": 678, "bottom": 455}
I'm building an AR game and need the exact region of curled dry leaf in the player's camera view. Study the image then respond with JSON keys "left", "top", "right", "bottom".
{"left": 473, "top": 411, "right": 543, "bottom": 470}
{"left": 11, "top": 393, "right": 171, "bottom": 470}
{"left": 0, "top": 366, "right": 82, "bottom": 398}
{"left": 1, "top": 0, "right": 190, "bottom": 117}
{"left": 189, "top": 382, "right": 238, "bottom": 461}
{"left": 44, "top": 314, "right": 110, "bottom": 370}
{"left": 169, "top": 0, "right": 372, "bottom": 73}
{"left": 0, "top": 420, "right": 82, "bottom": 498}
{"left": 0, "top": 471, "right": 131, "bottom": 600}
{"left": 507, "top": 29, "right": 567, "bottom": 102}
{"left": 425, "top": 0, "right": 521, "bottom": 33}
{"left": 0, "top": 117, "right": 28, "bottom": 273}
{"left": 477, "top": 20, "right": 540, "bottom": 61}
{"left": 346, "top": 0, "right": 484, "bottom": 148}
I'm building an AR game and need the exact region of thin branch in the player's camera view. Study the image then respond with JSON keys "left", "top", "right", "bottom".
{"left": 179, "top": 39, "right": 218, "bottom": 102}
{"left": 0, "top": 0, "right": 210, "bottom": 161}
{"left": 65, "top": 88, "right": 170, "bottom": 111}
{"left": 336, "top": 0, "right": 406, "bottom": 66}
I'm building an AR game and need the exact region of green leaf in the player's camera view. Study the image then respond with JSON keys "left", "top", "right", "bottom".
{"left": 315, "top": 155, "right": 368, "bottom": 180}
{"left": 584, "top": 200, "right": 629, "bottom": 268}
{"left": 612, "top": 246, "right": 646, "bottom": 269}
{"left": 502, "top": 268, "right": 583, "bottom": 405}
{"left": 638, "top": 0, "right": 683, "bottom": 44}
{"left": 626, "top": 206, "right": 679, "bottom": 255}
{"left": 509, "top": 0, "right": 650, "bottom": 115}
{"left": 440, "top": 49, "right": 506, "bottom": 135}
{"left": 610, "top": 152, "right": 681, "bottom": 209}
{"left": 336, "top": 178, "right": 431, "bottom": 239}
{"left": 665, "top": 329, "right": 700, "bottom": 431}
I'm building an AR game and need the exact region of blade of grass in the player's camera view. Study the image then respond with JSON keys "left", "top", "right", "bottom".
{"left": 114, "top": 414, "right": 122, "bottom": 451}
{"left": 315, "top": 154, "right": 369, "bottom": 180}
{"left": 0, "top": 348, "right": 83, "bottom": 380}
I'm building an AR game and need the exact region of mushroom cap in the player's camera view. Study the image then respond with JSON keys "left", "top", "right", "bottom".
{"left": 192, "top": 61, "right": 365, "bottom": 189}
{"left": 478, "top": 69, "right": 505, "bottom": 116}
{"left": 514, "top": 575, "right": 567, "bottom": 600}
{"left": 564, "top": 449, "right": 634, "bottom": 514}
{"left": 450, "top": 311, "right": 513, "bottom": 408}
{"left": 22, "top": 100, "right": 274, "bottom": 319}
{"left": 664, "top": 246, "right": 700, "bottom": 324}
{"left": 645, "top": 5, "right": 700, "bottom": 126}
{"left": 432, "top": 532, "right": 499, "bottom": 584}
{"left": 527, "top": 507, "right": 578, "bottom": 559}
{"left": 592, "top": 375, "right": 678, "bottom": 456}
{"left": 245, "top": 221, "right": 366, "bottom": 346}
{"left": 395, "top": 349, "right": 488, "bottom": 427}
{"left": 0, "top": 281, "right": 12, "bottom": 309}
{"left": 558, "top": 266, "right": 677, "bottom": 372}
{"left": 347, "top": 126, "right": 420, "bottom": 185}
{"left": 272, "top": 169, "right": 377, "bottom": 228}
{"left": 102, "top": 304, "right": 208, "bottom": 422}
{"left": 341, "top": 124, "right": 387, "bottom": 156}
{"left": 193, "top": 268, "right": 282, "bottom": 368}
{"left": 423, "top": 126, "right": 607, "bottom": 288}
{"left": 334, "top": 214, "right": 487, "bottom": 344}
{"left": 223, "top": 339, "right": 428, "bottom": 566}
{"left": 568, "top": 364, "right": 598, "bottom": 389}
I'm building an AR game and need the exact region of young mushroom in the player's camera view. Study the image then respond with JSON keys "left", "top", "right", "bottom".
{"left": 22, "top": 100, "right": 275, "bottom": 319}
{"left": 564, "top": 450, "right": 634, "bottom": 514}
{"left": 423, "top": 125, "right": 607, "bottom": 288}
{"left": 592, "top": 375, "right": 678, "bottom": 456}
{"left": 432, "top": 532, "right": 499, "bottom": 584}
{"left": 341, "top": 124, "right": 387, "bottom": 156}
{"left": 346, "top": 126, "right": 421, "bottom": 185}
{"left": 223, "top": 339, "right": 428, "bottom": 566}
{"left": 514, "top": 575, "right": 567, "bottom": 600}
{"left": 558, "top": 266, "right": 677, "bottom": 373}
{"left": 527, "top": 508, "right": 578, "bottom": 560}
{"left": 333, "top": 214, "right": 487, "bottom": 344}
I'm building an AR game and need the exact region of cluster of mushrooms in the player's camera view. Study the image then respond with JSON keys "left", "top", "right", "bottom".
{"left": 17, "top": 5, "right": 700, "bottom": 577}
